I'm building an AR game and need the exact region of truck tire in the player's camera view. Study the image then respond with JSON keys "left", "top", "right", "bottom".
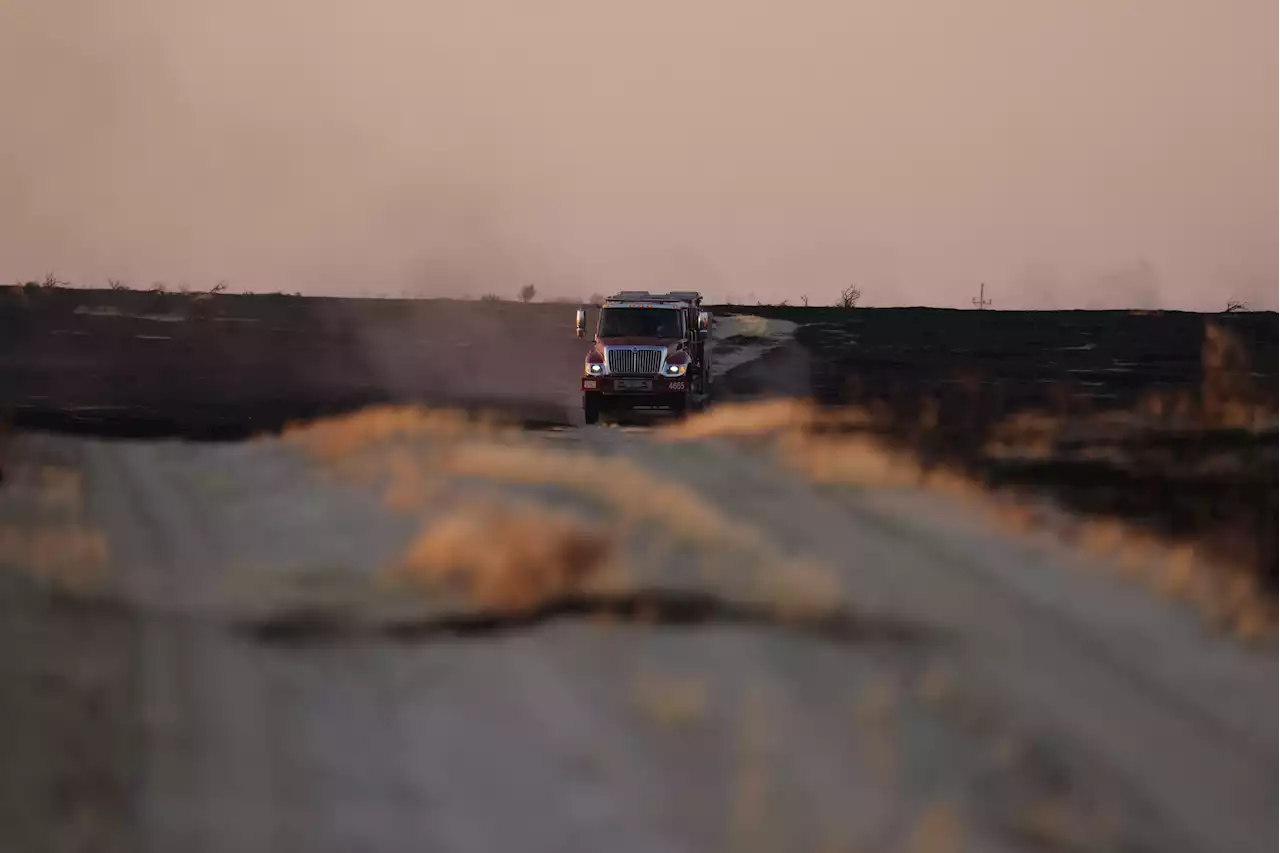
{"left": 583, "top": 393, "right": 600, "bottom": 425}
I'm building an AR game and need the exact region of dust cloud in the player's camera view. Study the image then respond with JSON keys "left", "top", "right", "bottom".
{"left": 1, "top": 0, "right": 1274, "bottom": 309}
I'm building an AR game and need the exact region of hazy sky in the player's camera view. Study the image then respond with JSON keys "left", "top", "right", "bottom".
{"left": 2, "top": 0, "right": 1275, "bottom": 309}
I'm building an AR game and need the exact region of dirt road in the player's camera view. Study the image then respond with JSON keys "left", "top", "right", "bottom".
{"left": 1, "top": 400, "right": 1274, "bottom": 853}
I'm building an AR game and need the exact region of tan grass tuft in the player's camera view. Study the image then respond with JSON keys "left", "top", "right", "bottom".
{"left": 388, "top": 503, "right": 610, "bottom": 612}
{"left": 1076, "top": 518, "right": 1128, "bottom": 557}
{"left": 284, "top": 405, "right": 497, "bottom": 459}
{"left": 1200, "top": 321, "right": 1259, "bottom": 427}
{"left": 661, "top": 399, "right": 817, "bottom": 441}
{"left": 440, "top": 442, "right": 771, "bottom": 554}
{"left": 439, "top": 441, "right": 843, "bottom": 614}
{"left": 380, "top": 450, "right": 444, "bottom": 511}
{"left": 780, "top": 431, "right": 924, "bottom": 488}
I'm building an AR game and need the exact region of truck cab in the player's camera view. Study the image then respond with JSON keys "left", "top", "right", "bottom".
{"left": 574, "top": 291, "right": 711, "bottom": 424}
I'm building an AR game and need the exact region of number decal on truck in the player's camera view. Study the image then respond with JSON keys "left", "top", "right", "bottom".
{"left": 669, "top": 382, "right": 685, "bottom": 391}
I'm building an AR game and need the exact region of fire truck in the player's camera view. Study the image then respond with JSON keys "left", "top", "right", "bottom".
{"left": 574, "top": 291, "right": 711, "bottom": 424}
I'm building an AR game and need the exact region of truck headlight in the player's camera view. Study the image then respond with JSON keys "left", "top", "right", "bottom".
{"left": 663, "top": 363, "right": 688, "bottom": 377}
{"left": 587, "top": 363, "right": 604, "bottom": 375}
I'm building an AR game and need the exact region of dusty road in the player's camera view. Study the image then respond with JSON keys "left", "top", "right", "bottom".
{"left": 1, "top": 396, "right": 1274, "bottom": 853}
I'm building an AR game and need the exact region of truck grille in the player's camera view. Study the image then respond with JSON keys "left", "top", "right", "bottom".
{"left": 606, "top": 347, "right": 663, "bottom": 375}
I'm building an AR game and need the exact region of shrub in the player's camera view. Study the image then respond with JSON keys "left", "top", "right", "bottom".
{"left": 838, "top": 285, "right": 861, "bottom": 308}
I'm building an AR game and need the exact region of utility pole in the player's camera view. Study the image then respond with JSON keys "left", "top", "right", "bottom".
{"left": 972, "top": 282, "right": 991, "bottom": 310}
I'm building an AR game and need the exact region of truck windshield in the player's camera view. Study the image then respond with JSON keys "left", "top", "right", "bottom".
{"left": 598, "top": 307, "right": 683, "bottom": 338}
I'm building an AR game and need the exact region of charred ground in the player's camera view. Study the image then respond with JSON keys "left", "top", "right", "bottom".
{"left": 0, "top": 285, "right": 594, "bottom": 437}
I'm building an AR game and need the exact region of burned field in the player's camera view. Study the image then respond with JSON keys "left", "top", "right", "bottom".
{"left": 719, "top": 305, "right": 1279, "bottom": 604}
{"left": 0, "top": 285, "right": 591, "bottom": 438}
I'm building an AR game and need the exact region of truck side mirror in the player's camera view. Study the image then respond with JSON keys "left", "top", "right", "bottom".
{"left": 574, "top": 309, "right": 586, "bottom": 338}
{"left": 697, "top": 311, "right": 710, "bottom": 333}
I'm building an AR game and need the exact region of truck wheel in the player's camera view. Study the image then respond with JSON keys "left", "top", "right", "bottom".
{"left": 583, "top": 393, "right": 600, "bottom": 425}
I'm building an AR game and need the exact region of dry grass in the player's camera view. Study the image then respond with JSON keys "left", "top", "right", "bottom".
{"left": 1201, "top": 320, "right": 1273, "bottom": 429}
{"left": 282, "top": 405, "right": 502, "bottom": 459}
{"left": 386, "top": 502, "right": 613, "bottom": 613}
{"left": 670, "top": 400, "right": 973, "bottom": 497}
{"left": 439, "top": 440, "right": 847, "bottom": 614}
{"left": 380, "top": 449, "right": 446, "bottom": 511}
{"left": 668, "top": 395, "right": 1276, "bottom": 639}
{"left": 288, "top": 330, "right": 1273, "bottom": 637}
{"left": 662, "top": 398, "right": 816, "bottom": 441}
{"left": 300, "top": 396, "right": 1272, "bottom": 635}
{"left": 664, "top": 399, "right": 926, "bottom": 489}
{"left": 295, "top": 408, "right": 847, "bottom": 619}
{"left": 780, "top": 430, "right": 924, "bottom": 488}
{"left": 989, "top": 494, "right": 1271, "bottom": 639}
{"left": 295, "top": 402, "right": 816, "bottom": 566}
{"left": 440, "top": 441, "right": 772, "bottom": 555}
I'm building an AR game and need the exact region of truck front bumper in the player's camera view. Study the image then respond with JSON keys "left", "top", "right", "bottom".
{"left": 582, "top": 376, "right": 688, "bottom": 395}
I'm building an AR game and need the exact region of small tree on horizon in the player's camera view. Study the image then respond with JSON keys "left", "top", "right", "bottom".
{"left": 838, "top": 285, "right": 862, "bottom": 308}
{"left": 519, "top": 283, "right": 537, "bottom": 303}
